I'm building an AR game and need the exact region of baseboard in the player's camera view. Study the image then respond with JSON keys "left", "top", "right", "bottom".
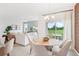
{"left": 72, "top": 48, "right": 79, "bottom": 56}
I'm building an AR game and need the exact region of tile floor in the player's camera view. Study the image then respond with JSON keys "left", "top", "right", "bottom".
{"left": 10, "top": 44, "right": 78, "bottom": 56}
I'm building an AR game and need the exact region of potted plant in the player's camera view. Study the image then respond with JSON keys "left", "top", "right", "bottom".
{"left": 2, "top": 26, "right": 12, "bottom": 37}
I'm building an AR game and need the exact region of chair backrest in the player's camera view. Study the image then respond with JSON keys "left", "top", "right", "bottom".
{"left": 59, "top": 40, "right": 67, "bottom": 48}
{"left": 5, "top": 38, "right": 14, "bottom": 53}
{"left": 58, "top": 40, "right": 71, "bottom": 56}
{"left": 0, "top": 37, "right": 5, "bottom": 44}
{"left": 27, "top": 32, "right": 39, "bottom": 42}
{"left": 31, "top": 44, "right": 49, "bottom": 56}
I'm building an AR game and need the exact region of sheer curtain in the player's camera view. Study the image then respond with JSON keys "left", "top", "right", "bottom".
{"left": 64, "top": 11, "right": 72, "bottom": 41}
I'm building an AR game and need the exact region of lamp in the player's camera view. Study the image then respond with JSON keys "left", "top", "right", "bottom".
{"left": 44, "top": 15, "right": 55, "bottom": 20}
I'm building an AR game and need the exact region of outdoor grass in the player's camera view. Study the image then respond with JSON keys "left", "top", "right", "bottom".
{"left": 48, "top": 29, "right": 64, "bottom": 36}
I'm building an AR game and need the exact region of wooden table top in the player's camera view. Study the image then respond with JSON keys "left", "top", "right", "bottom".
{"left": 32, "top": 38, "right": 53, "bottom": 46}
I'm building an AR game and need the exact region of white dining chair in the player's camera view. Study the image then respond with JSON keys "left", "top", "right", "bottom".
{"left": 59, "top": 40, "right": 68, "bottom": 48}
{"left": 5, "top": 38, "right": 14, "bottom": 56}
{"left": 0, "top": 37, "right": 5, "bottom": 44}
{"left": 52, "top": 40, "right": 71, "bottom": 56}
{"left": 27, "top": 32, "right": 39, "bottom": 42}
{"left": 27, "top": 32, "right": 39, "bottom": 55}
{"left": 31, "top": 43, "right": 49, "bottom": 56}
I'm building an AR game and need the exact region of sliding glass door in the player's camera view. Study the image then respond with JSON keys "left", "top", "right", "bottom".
{"left": 46, "top": 11, "right": 72, "bottom": 41}
{"left": 47, "top": 21, "right": 64, "bottom": 40}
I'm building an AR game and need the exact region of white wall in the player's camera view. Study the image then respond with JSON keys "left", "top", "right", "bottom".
{"left": 0, "top": 19, "right": 7, "bottom": 36}
{"left": 37, "top": 16, "right": 47, "bottom": 37}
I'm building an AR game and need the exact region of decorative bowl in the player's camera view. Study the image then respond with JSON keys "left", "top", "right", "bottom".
{"left": 43, "top": 37, "right": 49, "bottom": 42}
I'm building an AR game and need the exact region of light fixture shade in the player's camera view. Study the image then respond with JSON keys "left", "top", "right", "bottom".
{"left": 51, "top": 15, "right": 55, "bottom": 19}
{"left": 44, "top": 16, "right": 49, "bottom": 20}
{"left": 44, "top": 15, "right": 55, "bottom": 20}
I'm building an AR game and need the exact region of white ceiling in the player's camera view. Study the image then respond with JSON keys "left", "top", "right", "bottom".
{"left": 0, "top": 3, "right": 74, "bottom": 20}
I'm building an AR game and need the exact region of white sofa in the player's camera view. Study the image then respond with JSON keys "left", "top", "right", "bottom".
{"left": 13, "top": 33, "right": 29, "bottom": 46}
{"left": 10, "top": 30, "right": 39, "bottom": 46}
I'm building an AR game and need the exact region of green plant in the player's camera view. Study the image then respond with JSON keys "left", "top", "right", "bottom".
{"left": 4, "top": 26, "right": 12, "bottom": 34}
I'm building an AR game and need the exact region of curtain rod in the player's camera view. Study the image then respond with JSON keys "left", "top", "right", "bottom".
{"left": 42, "top": 9, "right": 73, "bottom": 16}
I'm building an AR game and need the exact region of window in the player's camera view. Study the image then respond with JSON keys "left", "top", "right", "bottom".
{"left": 11, "top": 25, "right": 17, "bottom": 30}
{"left": 23, "top": 21, "right": 38, "bottom": 33}
{"left": 47, "top": 21, "right": 64, "bottom": 40}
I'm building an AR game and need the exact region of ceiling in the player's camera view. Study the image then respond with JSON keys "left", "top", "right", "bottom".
{"left": 0, "top": 3, "right": 74, "bottom": 20}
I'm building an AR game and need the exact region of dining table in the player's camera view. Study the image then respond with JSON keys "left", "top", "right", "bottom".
{"left": 32, "top": 38, "right": 61, "bottom": 46}
{"left": 30, "top": 37, "right": 62, "bottom": 54}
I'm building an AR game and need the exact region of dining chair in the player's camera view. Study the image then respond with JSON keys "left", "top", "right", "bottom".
{"left": 52, "top": 40, "right": 71, "bottom": 56}
{"left": 0, "top": 37, "right": 5, "bottom": 44}
{"left": 31, "top": 43, "right": 49, "bottom": 56}
{"left": 27, "top": 32, "right": 39, "bottom": 42}
{"left": 27, "top": 32, "right": 39, "bottom": 55}
{"left": 59, "top": 39, "right": 68, "bottom": 48}
{"left": 5, "top": 38, "right": 14, "bottom": 56}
